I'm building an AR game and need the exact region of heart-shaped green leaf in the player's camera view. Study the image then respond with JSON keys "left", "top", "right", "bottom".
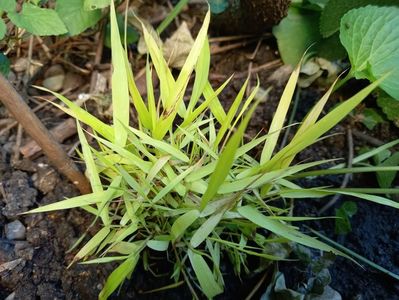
{"left": 340, "top": 5, "right": 399, "bottom": 100}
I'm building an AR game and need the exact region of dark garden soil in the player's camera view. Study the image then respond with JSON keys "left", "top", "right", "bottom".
{"left": 1, "top": 3, "right": 399, "bottom": 300}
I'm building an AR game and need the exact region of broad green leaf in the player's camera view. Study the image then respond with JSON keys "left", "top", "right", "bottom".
{"left": 8, "top": 3, "right": 68, "bottom": 36}
{"left": 84, "top": 0, "right": 110, "bottom": 10}
{"left": 320, "top": 0, "right": 399, "bottom": 37}
{"left": 171, "top": 210, "right": 200, "bottom": 239}
{"left": 238, "top": 206, "right": 343, "bottom": 255}
{"left": 188, "top": 249, "right": 223, "bottom": 298}
{"left": 110, "top": 1, "right": 129, "bottom": 147}
{"left": 377, "top": 94, "right": 399, "bottom": 126}
{"left": 340, "top": 5, "right": 399, "bottom": 99}
{"left": 0, "top": 52, "right": 10, "bottom": 76}
{"left": 99, "top": 253, "right": 140, "bottom": 300}
{"left": 0, "top": 0, "right": 16, "bottom": 12}
{"left": 0, "top": 19, "right": 6, "bottom": 40}
{"left": 361, "top": 108, "right": 384, "bottom": 130}
{"left": 376, "top": 152, "right": 399, "bottom": 188}
{"left": 209, "top": 0, "right": 229, "bottom": 14}
{"left": 273, "top": 7, "right": 320, "bottom": 66}
{"left": 56, "top": 0, "right": 102, "bottom": 36}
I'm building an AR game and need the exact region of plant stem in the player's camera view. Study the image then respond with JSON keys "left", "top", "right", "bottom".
{"left": 0, "top": 74, "right": 91, "bottom": 194}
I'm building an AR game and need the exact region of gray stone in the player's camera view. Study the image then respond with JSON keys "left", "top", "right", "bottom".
{"left": 5, "top": 220, "right": 26, "bottom": 240}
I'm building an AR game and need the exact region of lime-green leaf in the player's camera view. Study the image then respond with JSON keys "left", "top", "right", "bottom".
{"left": 84, "top": 0, "right": 110, "bottom": 10}
{"left": 8, "top": 3, "right": 68, "bottom": 36}
{"left": 320, "top": 0, "right": 399, "bottom": 37}
{"left": 340, "top": 5, "right": 399, "bottom": 99}
{"left": 238, "top": 205, "right": 343, "bottom": 255}
{"left": 75, "top": 226, "right": 110, "bottom": 261}
{"left": 200, "top": 102, "right": 259, "bottom": 210}
{"left": 0, "top": 19, "right": 6, "bottom": 41}
{"left": 273, "top": 7, "right": 320, "bottom": 66}
{"left": 188, "top": 249, "right": 223, "bottom": 298}
{"left": 191, "top": 210, "right": 224, "bottom": 248}
{"left": 99, "top": 253, "right": 140, "bottom": 300}
{"left": 110, "top": 1, "right": 130, "bottom": 147}
{"left": 0, "top": 0, "right": 16, "bottom": 12}
{"left": 171, "top": 210, "right": 200, "bottom": 239}
{"left": 56, "top": 0, "right": 101, "bottom": 36}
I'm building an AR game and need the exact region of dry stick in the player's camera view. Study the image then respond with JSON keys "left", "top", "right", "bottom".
{"left": 352, "top": 128, "right": 384, "bottom": 147}
{"left": 0, "top": 74, "right": 91, "bottom": 194}
{"left": 318, "top": 128, "right": 354, "bottom": 215}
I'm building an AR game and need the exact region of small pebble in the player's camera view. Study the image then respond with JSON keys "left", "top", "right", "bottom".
{"left": 5, "top": 220, "right": 26, "bottom": 240}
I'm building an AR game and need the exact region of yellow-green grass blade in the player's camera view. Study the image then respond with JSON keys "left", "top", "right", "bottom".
{"left": 147, "top": 239, "right": 169, "bottom": 251}
{"left": 331, "top": 139, "right": 399, "bottom": 169}
{"left": 208, "top": 237, "right": 285, "bottom": 261}
{"left": 279, "top": 188, "right": 399, "bottom": 209}
{"left": 171, "top": 209, "right": 200, "bottom": 240}
{"left": 237, "top": 205, "right": 345, "bottom": 256}
{"left": 124, "top": 53, "right": 151, "bottom": 130}
{"left": 110, "top": 1, "right": 129, "bottom": 147}
{"left": 214, "top": 77, "right": 249, "bottom": 149}
{"left": 188, "top": 249, "right": 223, "bottom": 299}
{"left": 200, "top": 102, "right": 259, "bottom": 210}
{"left": 90, "top": 134, "right": 152, "bottom": 173}
{"left": 146, "top": 60, "right": 158, "bottom": 132}
{"left": 181, "top": 76, "right": 232, "bottom": 128}
{"left": 75, "top": 226, "right": 110, "bottom": 262}
{"left": 99, "top": 253, "right": 140, "bottom": 300}
{"left": 290, "top": 166, "right": 399, "bottom": 178}
{"left": 261, "top": 77, "right": 386, "bottom": 173}
{"left": 204, "top": 81, "right": 227, "bottom": 125}
{"left": 128, "top": 127, "right": 189, "bottom": 162}
{"left": 231, "top": 81, "right": 260, "bottom": 129}
{"left": 34, "top": 87, "right": 114, "bottom": 141}
{"left": 77, "top": 122, "right": 102, "bottom": 192}
{"left": 26, "top": 188, "right": 123, "bottom": 213}
{"left": 140, "top": 19, "right": 175, "bottom": 108}
{"left": 77, "top": 122, "right": 111, "bottom": 225}
{"left": 191, "top": 210, "right": 225, "bottom": 248}
{"left": 156, "top": 0, "right": 189, "bottom": 34}
{"left": 80, "top": 256, "right": 129, "bottom": 264}
{"left": 260, "top": 63, "right": 301, "bottom": 164}
{"left": 171, "top": 10, "right": 210, "bottom": 110}
{"left": 218, "top": 160, "right": 334, "bottom": 194}
{"left": 186, "top": 37, "right": 210, "bottom": 116}
{"left": 152, "top": 166, "right": 195, "bottom": 203}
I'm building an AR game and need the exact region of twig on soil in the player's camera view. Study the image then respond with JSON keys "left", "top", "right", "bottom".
{"left": 245, "top": 270, "right": 269, "bottom": 300}
{"left": 90, "top": 29, "right": 105, "bottom": 93}
{"left": 246, "top": 38, "right": 263, "bottom": 97}
{"left": 12, "top": 124, "right": 23, "bottom": 163}
{"left": 318, "top": 128, "right": 354, "bottom": 215}
{"left": 210, "top": 38, "right": 261, "bottom": 55}
{"left": 0, "top": 74, "right": 91, "bottom": 194}
{"left": 352, "top": 129, "right": 384, "bottom": 147}
{"left": 210, "top": 59, "right": 281, "bottom": 81}
{"left": 20, "top": 118, "right": 77, "bottom": 158}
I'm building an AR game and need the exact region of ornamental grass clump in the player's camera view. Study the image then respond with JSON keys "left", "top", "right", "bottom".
{"left": 29, "top": 2, "right": 399, "bottom": 299}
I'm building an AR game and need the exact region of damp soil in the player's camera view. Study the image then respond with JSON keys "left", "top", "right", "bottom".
{"left": 1, "top": 38, "right": 399, "bottom": 300}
